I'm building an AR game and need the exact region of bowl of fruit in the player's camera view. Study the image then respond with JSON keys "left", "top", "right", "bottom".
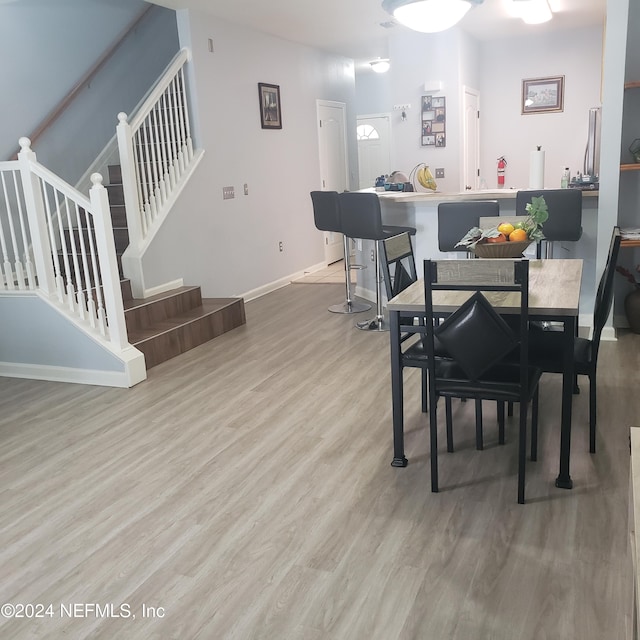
{"left": 455, "top": 196, "right": 548, "bottom": 258}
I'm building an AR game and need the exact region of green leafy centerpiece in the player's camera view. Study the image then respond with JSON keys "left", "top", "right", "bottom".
{"left": 455, "top": 195, "right": 549, "bottom": 258}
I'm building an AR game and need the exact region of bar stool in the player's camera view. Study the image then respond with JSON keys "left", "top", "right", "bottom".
{"left": 339, "top": 192, "right": 416, "bottom": 331}
{"left": 437, "top": 200, "right": 499, "bottom": 254}
{"left": 516, "top": 189, "right": 582, "bottom": 258}
{"left": 310, "top": 191, "right": 371, "bottom": 314}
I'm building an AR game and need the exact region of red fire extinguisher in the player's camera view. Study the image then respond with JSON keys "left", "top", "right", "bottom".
{"left": 497, "top": 156, "right": 507, "bottom": 188}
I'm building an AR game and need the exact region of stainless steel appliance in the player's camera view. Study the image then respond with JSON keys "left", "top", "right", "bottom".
{"left": 571, "top": 106, "right": 601, "bottom": 190}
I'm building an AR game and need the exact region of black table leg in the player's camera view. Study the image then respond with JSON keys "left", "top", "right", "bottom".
{"left": 555, "top": 314, "right": 575, "bottom": 489}
{"left": 390, "top": 310, "right": 408, "bottom": 467}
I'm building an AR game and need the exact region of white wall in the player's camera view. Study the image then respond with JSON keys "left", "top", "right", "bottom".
{"left": 140, "top": 9, "right": 358, "bottom": 298}
{"left": 387, "top": 28, "right": 473, "bottom": 192}
{"left": 479, "top": 26, "right": 603, "bottom": 190}
{"left": 355, "top": 25, "right": 602, "bottom": 193}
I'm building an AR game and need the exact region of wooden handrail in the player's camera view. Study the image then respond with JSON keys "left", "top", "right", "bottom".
{"left": 10, "top": 5, "right": 153, "bottom": 159}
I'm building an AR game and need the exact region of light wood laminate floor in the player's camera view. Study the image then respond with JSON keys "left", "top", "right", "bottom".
{"left": 0, "top": 283, "right": 637, "bottom": 639}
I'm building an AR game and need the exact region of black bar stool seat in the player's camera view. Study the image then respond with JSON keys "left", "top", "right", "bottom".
{"left": 339, "top": 192, "right": 416, "bottom": 331}
{"left": 310, "top": 191, "right": 371, "bottom": 314}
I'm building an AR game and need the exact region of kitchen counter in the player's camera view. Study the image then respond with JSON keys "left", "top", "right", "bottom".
{"left": 352, "top": 187, "right": 599, "bottom": 324}
{"left": 373, "top": 187, "right": 599, "bottom": 203}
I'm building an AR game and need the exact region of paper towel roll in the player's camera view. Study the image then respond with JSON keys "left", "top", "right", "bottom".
{"left": 529, "top": 149, "right": 545, "bottom": 189}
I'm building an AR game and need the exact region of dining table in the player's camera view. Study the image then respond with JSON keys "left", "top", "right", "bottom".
{"left": 387, "top": 258, "right": 584, "bottom": 490}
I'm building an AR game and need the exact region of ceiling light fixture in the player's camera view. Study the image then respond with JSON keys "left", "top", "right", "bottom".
{"left": 370, "top": 58, "right": 391, "bottom": 73}
{"left": 512, "top": 0, "right": 552, "bottom": 25}
{"left": 382, "top": 0, "right": 484, "bottom": 34}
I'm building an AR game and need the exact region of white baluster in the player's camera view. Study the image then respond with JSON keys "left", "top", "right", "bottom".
{"left": 0, "top": 175, "right": 13, "bottom": 290}
{"left": 12, "top": 170, "right": 33, "bottom": 289}
{"left": 89, "top": 173, "right": 128, "bottom": 348}
{"left": 179, "top": 66, "right": 194, "bottom": 162}
{"left": 17, "top": 138, "right": 56, "bottom": 296}
{"left": 117, "top": 112, "right": 146, "bottom": 250}
{"left": 165, "top": 87, "right": 180, "bottom": 184}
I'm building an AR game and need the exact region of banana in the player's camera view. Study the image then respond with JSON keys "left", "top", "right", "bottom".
{"left": 417, "top": 165, "right": 437, "bottom": 191}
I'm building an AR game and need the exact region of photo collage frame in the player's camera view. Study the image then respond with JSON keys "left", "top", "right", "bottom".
{"left": 421, "top": 95, "right": 446, "bottom": 147}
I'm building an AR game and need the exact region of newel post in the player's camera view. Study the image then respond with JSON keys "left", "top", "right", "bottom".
{"left": 17, "top": 137, "right": 56, "bottom": 294}
{"left": 89, "top": 173, "right": 128, "bottom": 350}
{"left": 116, "top": 112, "right": 144, "bottom": 250}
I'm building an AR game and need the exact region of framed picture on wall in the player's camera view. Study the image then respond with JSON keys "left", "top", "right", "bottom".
{"left": 522, "top": 76, "right": 564, "bottom": 114}
{"left": 258, "top": 83, "right": 282, "bottom": 129}
{"left": 422, "top": 95, "right": 445, "bottom": 147}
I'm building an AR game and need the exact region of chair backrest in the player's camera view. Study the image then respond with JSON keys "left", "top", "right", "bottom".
{"left": 380, "top": 232, "right": 417, "bottom": 299}
{"left": 591, "top": 226, "right": 622, "bottom": 357}
{"left": 310, "top": 191, "right": 342, "bottom": 234}
{"left": 339, "top": 192, "right": 386, "bottom": 241}
{"left": 437, "top": 200, "right": 499, "bottom": 252}
{"left": 515, "top": 189, "right": 583, "bottom": 242}
{"left": 423, "top": 259, "right": 530, "bottom": 388}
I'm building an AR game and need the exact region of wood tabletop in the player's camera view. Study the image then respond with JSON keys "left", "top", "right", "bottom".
{"left": 387, "top": 259, "right": 583, "bottom": 317}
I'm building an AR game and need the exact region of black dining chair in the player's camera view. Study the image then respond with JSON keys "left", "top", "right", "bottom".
{"left": 516, "top": 189, "right": 582, "bottom": 258}
{"left": 380, "top": 232, "right": 430, "bottom": 412}
{"left": 528, "top": 226, "right": 622, "bottom": 453}
{"left": 437, "top": 200, "right": 499, "bottom": 253}
{"left": 422, "top": 258, "right": 542, "bottom": 504}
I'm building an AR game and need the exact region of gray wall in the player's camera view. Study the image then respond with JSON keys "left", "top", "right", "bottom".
{"left": 0, "top": 296, "right": 124, "bottom": 371}
{"left": 139, "top": 9, "right": 359, "bottom": 298}
{"left": 1, "top": 0, "right": 179, "bottom": 185}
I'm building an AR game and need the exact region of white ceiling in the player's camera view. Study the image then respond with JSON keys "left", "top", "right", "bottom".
{"left": 148, "top": 0, "right": 606, "bottom": 67}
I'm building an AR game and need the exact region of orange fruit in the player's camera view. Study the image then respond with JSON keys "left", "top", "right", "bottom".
{"left": 487, "top": 233, "right": 507, "bottom": 243}
{"left": 509, "top": 228, "right": 528, "bottom": 242}
{"left": 497, "top": 222, "right": 515, "bottom": 237}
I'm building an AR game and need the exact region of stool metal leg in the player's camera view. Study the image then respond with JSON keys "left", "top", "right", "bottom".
{"left": 328, "top": 236, "right": 371, "bottom": 314}
{"left": 356, "top": 239, "right": 387, "bottom": 331}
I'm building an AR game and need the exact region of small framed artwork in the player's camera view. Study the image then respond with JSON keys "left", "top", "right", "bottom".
{"left": 522, "top": 76, "right": 564, "bottom": 114}
{"left": 421, "top": 95, "right": 445, "bottom": 147}
{"left": 258, "top": 83, "right": 282, "bottom": 129}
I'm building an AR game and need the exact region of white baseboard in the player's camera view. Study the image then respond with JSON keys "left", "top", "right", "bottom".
{"left": 0, "top": 359, "right": 145, "bottom": 388}
{"left": 239, "top": 262, "right": 332, "bottom": 302}
{"left": 298, "top": 261, "right": 331, "bottom": 276}
{"left": 240, "top": 274, "right": 297, "bottom": 302}
{"left": 143, "top": 278, "right": 184, "bottom": 298}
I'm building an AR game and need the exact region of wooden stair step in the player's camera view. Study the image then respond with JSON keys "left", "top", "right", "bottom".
{"left": 123, "top": 285, "right": 203, "bottom": 331}
{"left": 127, "top": 298, "right": 246, "bottom": 369}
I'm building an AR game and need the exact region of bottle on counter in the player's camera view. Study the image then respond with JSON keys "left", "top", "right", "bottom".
{"left": 561, "top": 167, "right": 570, "bottom": 189}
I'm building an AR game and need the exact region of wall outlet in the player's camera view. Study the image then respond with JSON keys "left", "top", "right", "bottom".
{"left": 279, "top": 241, "right": 284, "bottom": 252}
{"left": 370, "top": 249, "right": 375, "bottom": 262}
{"left": 393, "top": 103, "right": 411, "bottom": 111}
{"left": 223, "top": 186, "right": 235, "bottom": 199}
{"left": 244, "top": 183, "right": 249, "bottom": 195}
{"left": 435, "top": 168, "right": 445, "bottom": 178}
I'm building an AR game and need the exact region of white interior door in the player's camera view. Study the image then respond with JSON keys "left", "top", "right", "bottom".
{"left": 357, "top": 114, "right": 391, "bottom": 189}
{"left": 462, "top": 87, "right": 480, "bottom": 191}
{"left": 317, "top": 100, "right": 348, "bottom": 264}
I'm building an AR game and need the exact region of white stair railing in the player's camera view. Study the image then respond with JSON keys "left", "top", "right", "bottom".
{"left": 117, "top": 47, "right": 194, "bottom": 254}
{"left": 0, "top": 137, "right": 128, "bottom": 351}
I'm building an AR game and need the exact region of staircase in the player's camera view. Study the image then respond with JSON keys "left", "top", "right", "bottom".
{"left": 106, "top": 165, "right": 246, "bottom": 369}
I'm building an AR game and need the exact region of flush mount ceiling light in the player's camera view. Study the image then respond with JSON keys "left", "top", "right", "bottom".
{"left": 370, "top": 58, "right": 391, "bottom": 73}
{"left": 511, "top": 0, "right": 552, "bottom": 24}
{"left": 382, "top": 0, "right": 484, "bottom": 34}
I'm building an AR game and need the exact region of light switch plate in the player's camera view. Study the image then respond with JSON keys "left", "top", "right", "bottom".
{"left": 223, "top": 186, "right": 235, "bottom": 199}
